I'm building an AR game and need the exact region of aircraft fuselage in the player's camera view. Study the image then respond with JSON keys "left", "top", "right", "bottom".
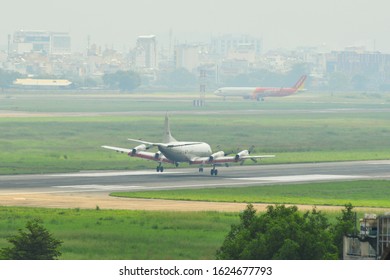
{"left": 158, "top": 142, "right": 212, "bottom": 163}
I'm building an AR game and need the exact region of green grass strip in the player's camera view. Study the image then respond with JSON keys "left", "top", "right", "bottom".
{"left": 111, "top": 180, "right": 390, "bottom": 208}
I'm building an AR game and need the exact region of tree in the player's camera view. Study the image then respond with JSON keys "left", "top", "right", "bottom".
{"left": 103, "top": 70, "right": 141, "bottom": 92}
{"left": 331, "top": 203, "right": 356, "bottom": 259}
{"left": 0, "top": 69, "right": 21, "bottom": 91}
{"left": 1, "top": 219, "right": 62, "bottom": 260}
{"left": 216, "top": 204, "right": 338, "bottom": 260}
{"left": 328, "top": 72, "right": 350, "bottom": 91}
{"left": 156, "top": 68, "right": 197, "bottom": 90}
{"left": 351, "top": 74, "right": 369, "bottom": 91}
{"left": 168, "top": 68, "right": 197, "bottom": 88}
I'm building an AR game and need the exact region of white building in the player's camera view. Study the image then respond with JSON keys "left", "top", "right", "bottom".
{"left": 135, "top": 35, "right": 157, "bottom": 69}
{"left": 12, "top": 30, "right": 71, "bottom": 55}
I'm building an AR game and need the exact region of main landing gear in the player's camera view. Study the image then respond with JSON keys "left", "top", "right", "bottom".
{"left": 156, "top": 163, "right": 164, "bottom": 172}
{"left": 198, "top": 166, "right": 218, "bottom": 176}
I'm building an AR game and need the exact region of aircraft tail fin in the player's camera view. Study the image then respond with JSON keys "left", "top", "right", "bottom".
{"left": 163, "top": 113, "right": 177, "bottom": 143}
{"left": 293, "top": 75, "right": 307, "bottom": 91}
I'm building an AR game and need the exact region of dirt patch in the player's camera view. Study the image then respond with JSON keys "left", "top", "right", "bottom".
{"left": 0, "top": 192, "right": 388, "bottom": 213}
{"left": 0, "top": 112, "right": 52, "bottom": 118}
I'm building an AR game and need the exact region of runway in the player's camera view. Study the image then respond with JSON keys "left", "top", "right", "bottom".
{"left": 0, "top": 160, "right": 389, "bottom": 211}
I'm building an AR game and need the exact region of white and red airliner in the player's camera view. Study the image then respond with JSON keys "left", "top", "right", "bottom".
{"left": 214, "top": 75, "right": 307, "bottom": 101}
{"left": 102, "top": 114, "right": 274, "bottom": 176}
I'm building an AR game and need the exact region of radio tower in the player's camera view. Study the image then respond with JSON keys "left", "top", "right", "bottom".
{"left": 194, "top": 67, "right": 206, "bottom": 107}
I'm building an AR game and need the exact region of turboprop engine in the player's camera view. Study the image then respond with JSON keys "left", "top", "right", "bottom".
{"left": 235, "top": 146, "right": 257, "bottom": 164}
{"left": 131, "top": 144, "right": 147, "bottom": 156}
{"left": 234, "top": 150, "right": 249, "bottom": 161}
{"left": 154, "top": 151, "right": 162, "bottom": 160}
{"left": 208, "top": 151, "right": 225, "bottom": 162}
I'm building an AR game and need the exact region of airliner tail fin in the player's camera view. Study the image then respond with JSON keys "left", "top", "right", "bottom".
{"left": 293, "top": 75, "right": 307, "bottom": 90}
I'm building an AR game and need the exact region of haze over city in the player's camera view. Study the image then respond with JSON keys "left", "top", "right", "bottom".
{"left": 1, "top": 0, "right": 389, "bottom": 52}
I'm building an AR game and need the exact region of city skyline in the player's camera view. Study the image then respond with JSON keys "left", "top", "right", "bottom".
{"left": 1, "top": 0, "right": 390, "bottom": 52}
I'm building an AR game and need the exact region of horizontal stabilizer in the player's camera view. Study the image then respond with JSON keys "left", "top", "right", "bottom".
{"left": 128, "top": 138, "right": 203, "bottom": 148}
{"left": 128, "top": 138, "right": 156, "bottom": 146}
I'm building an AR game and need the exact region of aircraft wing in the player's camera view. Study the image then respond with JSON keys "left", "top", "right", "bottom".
{"left": 211, "top": 154, "right": 275, "bottom": 164}
{"left": 101, "top": 145, "right": 174, "bottom": 163}
{"left": 189, "top": 154, "right": 275, "bottom": 165}
{"left": 240, "top": 155, "right": 276, "bottom": 160}
{"left": 101, "top": 145, "right": 132, "bottom": 154}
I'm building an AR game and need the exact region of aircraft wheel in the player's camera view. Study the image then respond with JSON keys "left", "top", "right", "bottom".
{"left": 199, "top": 167, "right": 204, "bottom": 173}
{"left": 211, "top": 169, "right": 218, "bottom": 176}
{"left": 156, "top": 166, "right": 164, "bottom": 172}
{"left": 210, "top": 169, "right": 214, "bottom": 176}
{"left": 215, "top": 169, "right": 218, "bottom": 176}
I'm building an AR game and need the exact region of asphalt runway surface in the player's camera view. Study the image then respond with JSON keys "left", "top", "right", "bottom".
{"left": 0, "top": 160, "right": 389, "bottom": 211}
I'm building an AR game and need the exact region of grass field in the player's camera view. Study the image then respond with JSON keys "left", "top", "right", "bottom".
{"left": 111, "top": 180, "right": 390, "bottom": 208}
{"left": 0, "top": 207, "right": 238, "bottom": 260}
{"left": 1, "top": 105, "right": 390, "bottom": 174}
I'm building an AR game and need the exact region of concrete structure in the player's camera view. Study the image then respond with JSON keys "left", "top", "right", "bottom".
{"left": 377, "top": 214, "right": 390, "bottom": 259}
{"left": 344, "top": 213, "right": 390, "bottom": 260}
{"left": 343, "top": 236, "right": 377, "bottom": 260}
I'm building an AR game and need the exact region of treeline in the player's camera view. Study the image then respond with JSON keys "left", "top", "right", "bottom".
{"left": 217, "top": 204, "right": 355, "bottom": 260}
{"left": 3, "top": 63, "right": 389, "bottom": 92}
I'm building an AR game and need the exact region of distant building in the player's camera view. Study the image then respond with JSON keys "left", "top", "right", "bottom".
{"left": 211, "top": 34, "right": 262, "bottom": 58}
{"left": 135, "top": 35, "right": 157, "bottom": 69}
{"left": 12, "top": 30, "right": 71, "bottom": 55}
{"left": 50, "top": 32, "right": 71, "bottom": 55}
{"left": 174, "top": 44, "right": 201, "bottom": 72}
{"left": 326, "top": 49, "right": 390, "bottom": 81}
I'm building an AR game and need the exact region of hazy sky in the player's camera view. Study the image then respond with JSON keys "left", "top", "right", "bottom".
{"left": 1, "top": 0, "right": 389, "bottom": 52}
